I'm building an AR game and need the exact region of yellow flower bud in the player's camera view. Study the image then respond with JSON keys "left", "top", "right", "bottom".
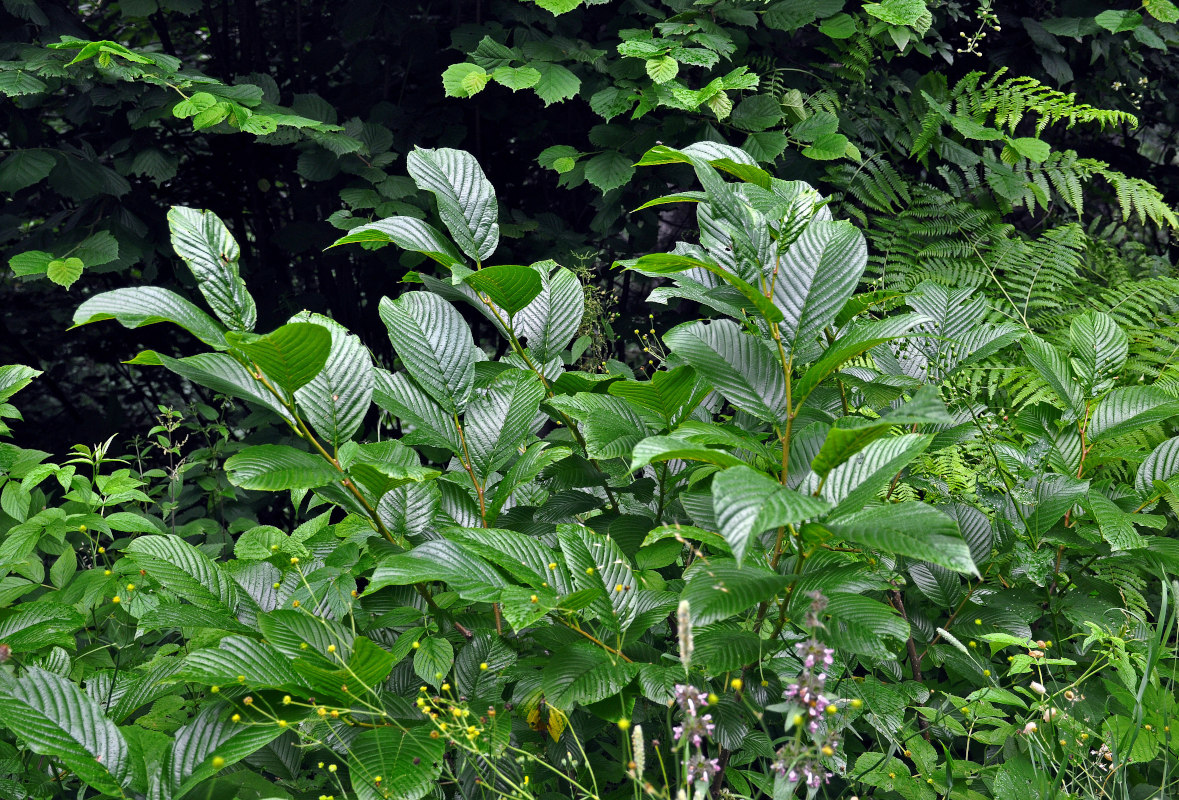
{"left": 212, "top": 756, "right": 225, "bottom": 769}
{"left": 730, "top": 678, "right": 743, "bottom": 691}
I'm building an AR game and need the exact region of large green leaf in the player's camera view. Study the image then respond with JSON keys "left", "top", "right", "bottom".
{"left": 793, "top": 314, "right": 924, "bottom": 406}
{"left": 291, "top": 312, "right": 374, "bottom": 447}
{"left": 372, "top": 368, "right": 463, "bottom": 453}
{"left": 162, "top": 702, "right": 287, "bottom": 800}
{"left": 368, "top": 540, "right": 508, "bottom": 602}
{"left": 487, "top": 442, "right": 572, "bottom": 522}
{"left": 558, "top": 523, "right": 639, "bottom": 633}
{"left": 626, "top": 252, "right": 784, "bottom": 324}
{"left": 771, "top": 219, "right": 868, "bottom": 353}
{"left": 712, "top": 466, "right": 832, "bottom": 566}
{"left": 406, "top": 146, "right": 500, "bottom": 262}
{"left": 150, "top": 352, "right": 293, "bottom": 423}
{"left": 347, "top": 726, "right": 444, "bottom": 800}
{"left": 1021, "top": 334, "right": 1084, "bottom": 416}
{"left": 1069, "top": 311, "right": 1128, "bottom": 395}
{"left": 0, "top": 602, "right": 85, "bottom": 652}
{"left": 820, "top": 433, "right": 931, "bottom": 515}
{"left": 515, "top": 262, "right": 585, "bottom": 361}
{"left": 0, "top": 667, "right": 131, "bottom": 796}
{"left": 379, "top": 292, "right": 477, "bottom": 413}
{"left": 608, "top": 365, "right": 706, "bottom": 426}
{"left": 543, "top": 642, "right": 640, "bottom": 708}
{"left": 327, "top": 216, "right": 467, "bottom": 271}
{"left": 904, "top": 281, "right": 1025, "bottom": 382}
{"left": 72, "top": 287, "right": 228, "bottom": 348}
{"left": 413, "top": 636, "right": 455, "bottom": 686}
{"left": 547, "top": 393, "right": 650, "bottom": 460}
{"left": 681, "top": 559, "right": 791, "bottom": 625}
{"left": 629, "top": 435, "right": 748, "bottom": 473}
{"left": 225, "top": 322, "right": 332, "bottom": 394}
{"left": 824, "top": 502, "right": 977, "bottom": 574}
{"left": 0, "top": 364, "right": 40, "bottom": 403}
{"left": 125, "top": 535, "right": 238, "bottom": 611}
{"left": 463, "top": 370, "right": 545, "bottom": 480}
{"left": 811, "top": 386, "right": 953, "bottom": 479}
{"left": 1088, "top": 386, "right": 1179, "bottom": 442}
{"left": 225, "top": 444, "right": 340, "bottom": 491}
{"left": 167, "top": 206, "right": 257, "bottom": 331}
{"left": 179, "top": 636, "right": 306, "bottom": 691}
{"left": 443, "top": 526, "right": 568, "bottom": 592}
{"left": 1136, "top": 436, "right": 1179, "bottom": 494}
{"left": 664, "top": 319, "right": 788, "bottom": 424}
{"left": 465, "top": 264, "right": 543, "bottom": 315}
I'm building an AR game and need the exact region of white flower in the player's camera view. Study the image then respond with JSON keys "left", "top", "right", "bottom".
{"left": 1022, "top": 721, "right": 1038, "bottom": 734}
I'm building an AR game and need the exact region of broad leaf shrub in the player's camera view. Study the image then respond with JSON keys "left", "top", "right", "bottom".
{"left": 0, "top": 141, "right": 1176, "bottom": 799}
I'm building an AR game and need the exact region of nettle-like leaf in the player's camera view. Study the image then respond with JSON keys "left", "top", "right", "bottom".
{"left": 406, "top": 146, "right": 500, "bottom": 262}
{"left": 823, "top": 502, "right": 978, "bottom": 574}
{"left": 1069, "top": 311, "right": 1128, "bottom": 395}
{"left": 72, "top": 286, "right": 229, "bottom": 349}
{"left": 167, "top": 206, "right": 257, "bottom": 331}
{"left": 348, "top": 726, "right": 444, "bottom": 800}
{"left": 225, "top": 444, "right": 340, "bottom": 491}
{"left": 145, "top": 352, "right": 294, "bottom": 424}
{"left": 463, "top": 370, "right": 545, "bottom": 480}
{"left": 290, "top": 312, "right": 374, "bottom": 447}
{"left": 125, "top": 535, "right": 238, "bottom": 611}
{"left": 328, "top": 216, "right": 467, "bottom": 271}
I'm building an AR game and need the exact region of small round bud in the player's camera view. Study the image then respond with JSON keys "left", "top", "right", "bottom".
{"left": 212, "top": 756, "right": 226, "bottom": 769}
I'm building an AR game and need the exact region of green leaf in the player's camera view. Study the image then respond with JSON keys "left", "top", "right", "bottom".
{"left": 492, "top": 65, "right": 542, "bottom": 90}
{"left": 863, "top": 0, "right": 929, "bottom": 28}
{"left": 45, "top": 258, "right": 83, "bottom": 289}
{"left": 0, "top": 667, "right": 131, "bottom": 796}
{"left": 795, "top": 315, "right": 924, "bottom": 407}
{"left": 712, "top": 466, "right": 832, "bottom": 566}
{"left": 179, "top": 636, "right": 306, "bottom": 691}
{"left": 821, "top": 434, "right": 931, "bottom": 515}
{"left": 441, "top": 62, "right": 489, "bottom": 98}
{"left": 406, "top": 147, "right": 500, "bottom": 262}
{"left": 515, "top": 263, "right": 585, "bottom": 361}
{"left": 608, "top": 366, "right": 706, "bottom": 426}
{"left": 0, "top": 602, "right": 85, "bottom": 652}
{"left": 8, "top": 250, "right": 54, "bottom": 277}
{"left": 464, "top": 370, "right": 545, "bottom": 480}
{"left": 291, "top": 312, "right": 374, "bottom": 447}
{"left": 0, "top": 150, "right": 55, "bottom": 192}
{"left": 226, "top": 322, "right": 331, "bottom": 394}
{"left": 74, "top": 231, "right": 119, "bottom": 267}
{"left": 1145, "top": 0, "right": 1179, "bottom": 23}
{"left": 1007, "top": 137, "right": 1051, "bottom": 163}
{"left": 487, "top": 442, "right": 571, "bottom": 522}
{"left": 665, "top": 320, "right": 787, "bottom": 424}
{"left": 558, "top": 524, "right": 640, "bottom": 633}
{"left": 1088, "top": 386, "right": 1179, "bottom": 442}
{"left": 328, "top": 216, "right": 468, "bottom": 272}
{"left": 626, "top": 252, "right": 784, "bottom": 324}
{"left": 167, "top": 206, "right": 257, "bottom": 331}
{"left": 543, "top": 642, "right": 640, "bottom": 707}
{"left": 825, "top": 502, "right": 977, "bottom": 574}
{"left": 1021, "top": 334, "right": 1084, "bottom": 416}
{"left": 465, "top": 264, "right": 544, "bottom": 315}
{"left": 646, "top": 56, "right": 678, "bottom": 84}
{"left": 379, "top": 292, "right": 477, "bottom": 413}
{"left": 72, "top": 287, "right": 229, "bottom": 348}
{"left": 820, "top": 13, "right": 857, "bottom": 37}
{"left": 414, "top": 637, "right": 455, "bottom": 686}
{"left": 1136, "top": 437, "right": 1179, "bottom": 494}
{"left": 801, "top": 132, "right": 851, "bottom": 160}
{"left": 772, "top": 220, "right": 868, "bottom": 354}
{"left": 1069, "top": 311, "right": 1128, "bottom": 395}
{"left": 372, "top": 368, "right": 462, "bottom": 453}
{"left": 225, "top": 444, "right": 340, "bottom": 491}
{"left": 0, "top": 364, "right": 40, "bottom": 403}
{"left": 162, "top": 702, "right": 287, "bottom": 800}
{"left": 348, "top": 726, "right": 444, "bottom": 800}
{"left": 369, "top": 540, "right": 508, "bottom": 602}
{"left": 125, "top": 535, "right": 238, "bottom": 610}
{"left": 152, "top": 352, "right": 293, "bottom": 423}
{"left": 0, "top": 69, "right": 48, "bottom": 97}
{"left": 583, "top": 150, "right": 635, "bottom": 193}
{"left": 533, "top": 61, "right": 581, "bottom": 105}
{"left": 811, "top": 386, "right": 953, "bottom": 478}
{"left": 1086, "top": 491, "right": 1147, "bottom": 551}
{"left": 1095, "top": 10, "right": 1142, "bottom": 32}
{"left": 681, "top": 559, "right": 791, "bottom": 625}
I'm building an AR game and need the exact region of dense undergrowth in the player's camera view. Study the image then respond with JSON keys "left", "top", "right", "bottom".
{"left": 2, "top": 1, "right": 1179, "bottom": 799}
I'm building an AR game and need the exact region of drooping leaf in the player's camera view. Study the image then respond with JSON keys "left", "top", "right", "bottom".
{"left": 463, "top": 370, "right": 545, "bottom": 480}
{"left": 465, "top": 264, "right": 544, "bottom": 316}
{"left": 225, "top": 444, "right": 339, "bottom": 492}
{"left": 72, "top": 287, "right": 229, "bottom": 348}
{"left": 794, "top": 314, "right": 925, "bottom": 406}
{"left": 543, "top": 642, "right": 640, "bottom": 708}
{"left": 372, "top": 368, "right": 463, "bottom": 453}
{"left": 820, "top": 434, "right": 931, "bottom": 515}
{"left": 514, "top": 262, "right": 585, "bottom": 361}
{"left": 368, "top": 540, "right": 508, "bottom": 602}
{"left": 225, "top": 322, "right": 332, "bottom": 394}
{"left": 558, "top": 523, "right": 639, "bottom": 633}
{"left": 179, "top": 636, "right": 306, "bottom": 691}
{"left": 1136, "top": 437, "right": 1179, "bottom": 494}
{"left": 681, "top": 559, "right": 791, "bottom": 625}
{"left": 162, "top": 702, "right": 287, "bottom": 800}
{"left": 150, "top": 352, "right": 293, "bottom": 423}
{"left": 406, "top": 147, "right": 500, "bottom": 262}
{"left": 328, "top": 216, "right": 467, "bottom": 271}
{"left": 1069, "top": 311, "right": 1128, "bottom": 395}
{"left": 1021, "top": 334, "right": 1084, "bottom": 416}
{"left": 1088, "top": 386, "right": 1179, "bottom": 442}
{"left": 167, "top": 206, "right": 257, "bottom": 331}
{"left": 630, "top": 435, "right": 748, "bottom": 474}
{"left": 348, "top": 726, "right": 444, "bottom": 800}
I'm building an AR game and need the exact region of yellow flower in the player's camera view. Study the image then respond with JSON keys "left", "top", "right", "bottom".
{"left": 111, "top": 596, "right": 121, "bottom": 604}
{"left": 211, "top": 756, "right": 225, "bottom": 769}
{"left": 730, "top": 678, "right": 743, "bottom": 691}
{"left": 617, "top": 719, "right": 630, "bottom": 731}
{"left": 480, "top": 663, "right": 489, "bottom": 671}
